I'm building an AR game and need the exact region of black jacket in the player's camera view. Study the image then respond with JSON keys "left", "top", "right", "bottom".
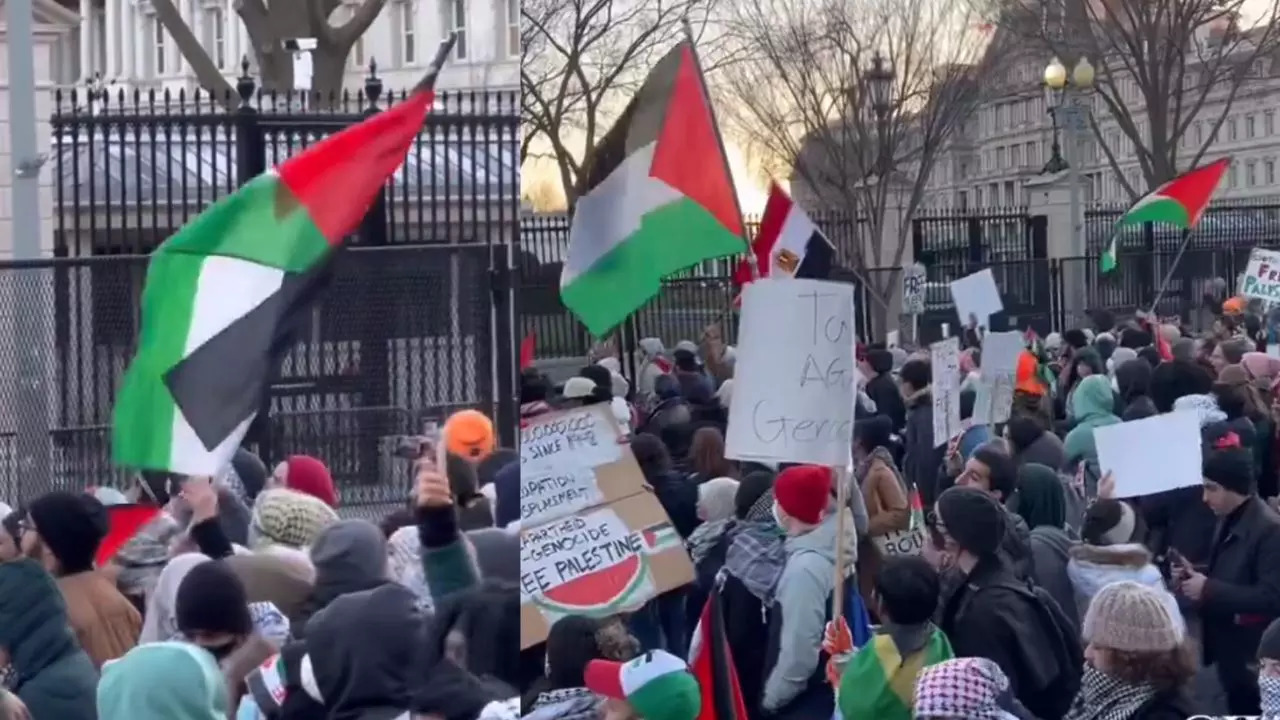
{"left": 648, "top": 471, "right": 700, "bottom": 539}
{"left": 939, "top": 556, "right": 1077, "bottom": 720}
{"left": 903, "top": 390, "right": 944, "bottom": 507}
{"left": 1202, "top": 496, "right": 1280, "bottom": 697}
{"left": 1129, "top": 688, "right": 1202, "bottom": 719}
{"left": 863, "top": 373, "right": 906, "bottom": 432}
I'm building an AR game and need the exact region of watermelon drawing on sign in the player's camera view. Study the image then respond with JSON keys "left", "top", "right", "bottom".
{"left": 533, "top": 522, "right": 681, "bottom": 616}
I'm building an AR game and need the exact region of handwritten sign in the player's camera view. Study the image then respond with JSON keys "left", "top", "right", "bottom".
{"left": 520, "top": 406, "right": 620, "bottom": 473}
{"left": 1241, "top": 248, "right": 1280, "bottom": 301}
{"left": 931, "top": 337, "right": 961, "bottom": 447}
{"left": 520, "top": 508, "right": 638, "bottom": 602}
{"left": 726, "top": 278, "right": 856, "bottom": 467}
{"left": 520, "top": 466, "right": 604, "bottom": 527}
{"left": 1094, "top": 410, "right": 1202, "bottom": 497}
{"left": 972, "top": 330, "right": 1023, "bottom": 424}
{"left": 948, "top": 269, "right": 1003, "bottom": 328}
{"left": 902, "top": 263, "right": 927, "bottom": 315}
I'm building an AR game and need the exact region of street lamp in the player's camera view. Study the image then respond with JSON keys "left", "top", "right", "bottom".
{"left": 1042, "top": 56, "right": 1095, "bottom": 174}
{"left": 865, "top": 52, "right": 895, "bottom": 177}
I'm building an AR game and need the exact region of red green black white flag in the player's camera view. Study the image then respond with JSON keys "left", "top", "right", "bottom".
{"left": 112, "top": 38, "right": 455, "bottom": 475}
{"left": 1100, "top": 158, "right": 1229, "bottom": 273}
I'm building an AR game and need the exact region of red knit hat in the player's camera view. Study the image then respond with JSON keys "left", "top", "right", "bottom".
{"left": 283, "top": 455, "right": 338, "bottom": 508}
{"left": 773, "top": 465, "right": 832, "bottom": 525}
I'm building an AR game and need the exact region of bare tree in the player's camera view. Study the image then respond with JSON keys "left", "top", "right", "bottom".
{"left": 993, "top": 0, "right": 1280, "bottom": 197}
{"left": 720, "top": 0, "right": 999, "bottom": 314}
{"left": 150, "top": 0, "right": 388, "bottom": 107}
{"left": 521, "top": 0, "right": 731, "bottom": 205}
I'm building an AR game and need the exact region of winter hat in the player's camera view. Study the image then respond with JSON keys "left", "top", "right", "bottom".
{"left": 913, "top": 657, "right": 1013, "bottom": 719}
{"left": 310, "top": 519, "right": 388, "bottom": 584}
{"left": 230, "top": 448, "right": 271, "bottom": 502}
{"left": 585, "top": 649, "right": 701, "bottom": 720}
{"left": 773, "top": 465, "right": 832, "bottom": 525}
{"left": 1082, "top": 580, "right": 1182, "bottom": 652}
{"left": 27, "top": 490, "right": 109, "bottom": 574}
{"left": 175, "top": 560, "right": 254, "bottom": 639}
{"left": 697, "top": 477, "right": 740, "bottom": 523}
{"left": 97, "top": 642, "right": 229, "bottom": 720}
{"left": 936, "top": 486, "right": 1006, "bottom": 556}
{"left": 280, "top": 455, "right": 338, "bottom": 508}
{"left": 735, "top": 470, "right": 775, "bottom": 520}
{"left": 1259, "top": 617, "right": 1280, "bottom": 660}
{"left": 1203, "top": 438, "right": 1255, "bottom": 495}
{"left": 250, "top": 488, "right": 339, "bottom": 550}
{"left": 1081, "top": 499, "right": 1137, "bottom": 546}
{"left": 444, "top": 409, "right": 497, "bottom": 462}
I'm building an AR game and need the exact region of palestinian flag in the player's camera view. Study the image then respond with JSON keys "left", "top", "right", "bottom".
{"left": 733, "top": 182, "right": 834, "bottom": 287}
{"left": 1100, "top": 158, "right": 1229, "bottom": 273}
{"left": 561, "top": 40, "right": 748, "bottom": 336}
{"left": 112, "top": 72, "right": 442, "bottom": 476}
{"left": 689, "top": 587, "right": 748, "bottom": 720}
{"left": 95, "top": 503, "right": 163, "bottom": 567}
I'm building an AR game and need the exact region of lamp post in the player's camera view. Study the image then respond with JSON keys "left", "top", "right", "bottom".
{"left": 865, "top": 51, "right": 894, "bottom": 178}
{"left": 1043, "top": 55, "right": 1095, "bottom": 325}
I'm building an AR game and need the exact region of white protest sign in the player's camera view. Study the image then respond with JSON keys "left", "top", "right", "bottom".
{"left": 1094, "top": 410, "right": 1203, "bottom": 498}
{"left": 519, "top": 507, "right": 638, "bottom": 603}
{"left": 520, "top": 466, "right": 605, "bottom": 527}
{"left": 902, "top": 264, "right": 927, "bottom": 315}
{"left": 930, "top": 337, "right": 962, "bottom": 447}
{"left": 1241, "top": 248, "right": 1280, "bottom": 301}
{"left": 887, "top": 330, "right": 900, "bottom": 348}
{"left": 949, "top": 269, "right": 1003, "bottom": 328}
{"left": 972, "top": 331, "right": 1023, "bottom": 424}
{"left": 726, "top": 277, "right": 856, "bottom": 467}
{"left": 520, "top": 406, "right": 622, "bottom": 474}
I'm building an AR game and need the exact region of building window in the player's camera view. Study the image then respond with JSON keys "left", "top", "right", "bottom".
{"left": 1267, "top": 159, "right": 1276, "bottom": 184}
{"left": 1248, "top": 114, "right": 1257, "bottom": 138}
{"left": 204, "top": 7, "right": 226, "bottom": 69}
{"left": 352, "top": 33, "right": 365, "bottom": 68}
{"left": 507, "top": 0, "right": 519, "bottom": 56}
{"left": 1247, "top": 159, "right": 1257, "bottom": 186}
{"left": 93, "top": 10, "right": 106, "bottom": 76}
{"left": 153, "top": 17, "right": 167, "bottom": 76}
{"left": 1011, "top": 143, "right": 1022, "bottom": 166}
{"left": 1229, "top": 117, "right": 1238, "bottom": 141}
{"left": 1229, "top": 163, "right": 1238, "bottom": 188}
{"left": 1268, "top": 111, "right": 1276, "bottom": 136}
{"left": 445, "top": 0, "right": 467, "bottom": 60}
{"left": 401, "top": 1, "right": 416, "bottom": 64}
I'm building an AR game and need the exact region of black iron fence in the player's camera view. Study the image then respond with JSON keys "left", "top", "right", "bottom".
{"left": 521, "top": 201, "right": 1280, "bottom": 355}
{"left": 6, "top": 67, "right": 520, "bottom": 508}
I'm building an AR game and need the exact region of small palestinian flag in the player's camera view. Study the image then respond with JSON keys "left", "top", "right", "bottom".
{"left": 1100, "top": 158, "right": 1229, "bottom": 273}
{"left": 561, "top": 40, "right": 748, "bottom": 336}
{"left": 733, "top": 182, "right": 834, "bottom": 287}
{"left": 112, "top": 58, "right": 449, "bottom": 476}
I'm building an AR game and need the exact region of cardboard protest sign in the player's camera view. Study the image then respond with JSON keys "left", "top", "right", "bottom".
{"left": 519, "top": 404, "right": 694, "bottom": 648}
{"left": 725, "top": 277, "right": 856, "bottom": 467}
{"left": 930, "top": 337, "right": 961, "bottom": 447}
{"left": 1241, "top": 248, "right": 1280, "bottom": 301}
{"left": 948, "top": 269, "right": 1002, "bottom": 328}
{"left": 972, "top": 331, "right": 1022, "bottom": 425}
{"left": 1094, "top": 410, "right": 1202, "bottom": 498}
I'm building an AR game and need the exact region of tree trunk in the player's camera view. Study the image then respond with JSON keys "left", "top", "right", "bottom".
{"left": 255, "top": 47, "right": 293, "bottom": 93}
{"left": 310, "top": 47, "right": 348, "bottom": 105}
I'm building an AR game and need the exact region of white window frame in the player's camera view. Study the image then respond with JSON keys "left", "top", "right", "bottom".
{"left": 506, "top": 0, "right": 518, "bottom": 57}
{"left": 202, "top": 4, "right": 226, "bottom": 70}
{"left": 445, "top": 0, "right": 467, "bottom": 60}
{"left": 154, "top": 16, "right": 167, "bottom": 76}
{"left": 401, "top": 1, "right": 416, "bottom": 64}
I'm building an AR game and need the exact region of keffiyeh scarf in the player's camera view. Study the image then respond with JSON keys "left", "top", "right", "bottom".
{"left": 913, "top": 657, "right": 1018, "bottom": 719}
{"left": 1062, "top": 666, "right": 1156, "bottom": 720}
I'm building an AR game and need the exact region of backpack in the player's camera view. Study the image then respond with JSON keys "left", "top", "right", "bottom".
{"left": 977, "top": 580, "right": 1083, "bottom": 718}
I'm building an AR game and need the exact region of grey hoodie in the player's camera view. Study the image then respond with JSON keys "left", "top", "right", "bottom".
{"left": 763, "top": 511, "right": 848, "bottom": 712}
{"left": 1028, "top": 525, "right": 1078, "bottom": 629}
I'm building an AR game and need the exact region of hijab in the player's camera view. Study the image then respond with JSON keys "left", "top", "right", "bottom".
{"left": 1015, "top": 464, "right": 1066, "bottom": 530}
{"left": 140, "top": 553, "right": 211, "bottom": 644}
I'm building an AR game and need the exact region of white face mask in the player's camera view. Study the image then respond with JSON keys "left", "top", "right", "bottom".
{"left": 771, "top": 502, "right": 786, "bottom": 530}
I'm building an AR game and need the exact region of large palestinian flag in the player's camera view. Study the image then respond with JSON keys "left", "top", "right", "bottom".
{"left": 1100, "top": 158, "right": 1229, "bottom": 273}
{"left": 561, "top": 40, "right": 748, "bottom": 336}
{"left": 112, "top": 69, "right": 443, "bottom": 475}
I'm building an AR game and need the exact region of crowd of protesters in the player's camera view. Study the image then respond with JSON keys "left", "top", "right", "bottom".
{"left": 515, "top": 300, "right": 1280, "bottom": 720}
{"left": 0, "top": 408, "right": 524, "bottom": 720}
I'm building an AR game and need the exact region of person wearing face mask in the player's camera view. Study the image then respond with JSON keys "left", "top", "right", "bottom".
{"left": 1256, "top": 617, "right": 1280, "bottom": 715}
{"left": 1065, "top": 581, "right": 1199, "bottom": 719}
{"left": 174, "top": 560, "right": 256, "bottom": 663}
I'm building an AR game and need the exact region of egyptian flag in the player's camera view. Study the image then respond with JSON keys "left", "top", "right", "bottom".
{"left": 690, "top": 588, "right": 748, "bottom": 720}
{"left": 111, "top": 39, "right": 457, "bottom": 476}
{"left": 733, "top": 182, "right": 835, "bottom": 287}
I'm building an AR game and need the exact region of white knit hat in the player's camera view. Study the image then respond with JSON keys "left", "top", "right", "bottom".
{"left": 1083, "top": 581, "right": 1182, "bottom": 652}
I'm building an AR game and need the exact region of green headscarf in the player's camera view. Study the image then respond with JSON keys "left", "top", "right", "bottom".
{"left": 1015, "top": 463, "right": 1066, "bottom": 530}
{"left": 97, "top": 642, "right": 228, "bottom": 720}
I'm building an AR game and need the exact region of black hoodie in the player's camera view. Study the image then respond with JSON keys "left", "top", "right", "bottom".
{"left": 306, "top": 583, "right": 427, "bottom": 720}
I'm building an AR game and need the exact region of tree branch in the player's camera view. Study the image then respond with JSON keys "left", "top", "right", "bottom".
{"left": 150, "top": 0, "right": 237, "bottom": 106}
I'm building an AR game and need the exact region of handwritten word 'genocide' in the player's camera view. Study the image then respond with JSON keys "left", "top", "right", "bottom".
{"left": 748, "top": 399, "right": 854, "bottom": 448}
{"left": 520, "top": 514, "right": 643, "bottom": 596}
{"left": 521, "top": 411, "right": 600, "bottom": 464}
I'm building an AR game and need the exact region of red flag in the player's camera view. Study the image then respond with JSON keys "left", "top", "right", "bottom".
{"left": 520, "top": 333, "right": 536, "bottom": 370}
{"left": 691, "top": 588, "right": 748, "bottom": 720}
{"left": 95, "top": 504, "right": 163, "bottom": 567}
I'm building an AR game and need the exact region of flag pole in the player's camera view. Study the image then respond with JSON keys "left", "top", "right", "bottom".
{"left": 1148, "top": 228, "right": 1193, "bottom": 315}
{"left": 410, "top": 32, "right": 460, "bottom": 95}
{"left": 680, "top": 19, "right": 758, "bottom": 282}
